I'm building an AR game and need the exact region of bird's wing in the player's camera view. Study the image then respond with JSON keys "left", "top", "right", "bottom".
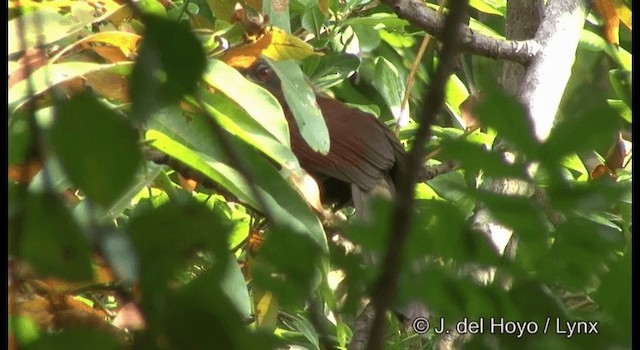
{"left": 288, "top": 97, "right": 405, "bottom": 192}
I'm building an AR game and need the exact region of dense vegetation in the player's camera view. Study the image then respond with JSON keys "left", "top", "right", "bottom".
{"left": 8, "top": 0, "right": 631, "bottom": 349}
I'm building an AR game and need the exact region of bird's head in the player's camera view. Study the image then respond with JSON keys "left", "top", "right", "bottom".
{"left": 241, "top": 59, "right": 283, "bottom": 96}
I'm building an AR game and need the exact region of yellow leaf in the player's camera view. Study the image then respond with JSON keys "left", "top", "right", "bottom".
{"left": 254, "top": 289, "right": 279, "bottom": 329}
{"left": 222, "top": 31, "right": 273, "bottom": 69}
{"left": 617, "top": 3, "right": 632, "bottom": 29}
{"left": 262, "top": 27, "right": 322, "bottom": 61}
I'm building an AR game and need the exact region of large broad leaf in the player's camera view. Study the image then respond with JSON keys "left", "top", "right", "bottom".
{"left": 130, "top": 15, "right": 207, "bottom": 122}
{"left": 8, "top": 9, "right": 86, "bottom": 56}
{"left": 473, "top": 87, "right": 540, "bottom": 158}
{"left": 302, "top": 53, "right": 360, "bottom": 90}
{"left": 50, "top": 91, "right": 143, "bottom": 208}
{"left": 127, "top": 197, "right": 231, "bottom": 295}
{"left": 203, "top": 59, "right": 291, "bottom": 147}
{"left": 199, "top": 90, "right": 300, "bottom": 170}
{"left": 439, "top": 138, "right": 528, "bottom": 179}
{"left": 266, "top": 58, "right": 331, "bottom": 155}
{"left": 542, "top": 100, "right": 619, "bottom": 166}
{"left": 9, "top": 61, "right": 102, "bottom": 112}
{"left": 373, "top": 57, "right": 408, "bottom": 126}
{"left": 145, "top": 107, "right": 328, "bottom": 250}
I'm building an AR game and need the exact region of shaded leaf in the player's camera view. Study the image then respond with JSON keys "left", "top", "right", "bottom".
{"left": 19, "top": 192, "right": 93, "bottom": 282}
{"left": 440, "top": 138, "right": 528, "bottom": 179}
{"left": 51, "top": 92, "right": 142, "bottom": 207}
{"left": 542, "top": 100, "right": 619, "bottom": 166}
{"left": 302, "top": 53, "right": 360, "bottom": 90}
{"left": 301, "top": 4, "right": 325, "bottom": 38}
{"left": 130, "top": 15, "right": 206, "bottom": 122}
{"left": 473, "top": 87, "right": 539, "bottom": 157}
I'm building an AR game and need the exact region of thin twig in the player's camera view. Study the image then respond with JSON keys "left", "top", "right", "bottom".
{"left": 365, "top": 2, "right": 469, "bottom": 350}
{"left": 395, "top": 0, "right": 447, "bottom": 135}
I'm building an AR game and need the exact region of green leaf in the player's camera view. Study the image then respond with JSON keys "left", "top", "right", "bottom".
{"left": 127, "top": 197, "right": 231, "bottom": 293}
{"left": 130, "top": 15, "right": 207, "bottom": 122}
{"left": 473, "top": 87, "right": 539, "bottom": 157}
{"left": 592, "top": 252, "right": 631, "bottom": 343}
{"left": 542, "top": 100, "right": 619, "bottom": 166}
{"left": 203, "top": 59, "right": 291, "bottom": 147}
{"left": 199, "top": 90, "right": 300, "bottom": 170}
{"left": 469, "top": 0, "right": 506, "bottom": 16}
{"left": 608, "top": 69, "right": 632, "bottom": 108}
{"left": 341, "top": 13, "right": 409, "bottom": 29}
{"left": 373, "top": 57, "right": 407, "bottom": 125}
{"left": 540, "top": 218, "right": 625, "bottom": 290}
{"left": 9, "top": 62, "right": 106, "bottom": 112}
{"left": 440, "top": 138, "right": 528, "bottom": 179}
{"left": 137, "top": 0, "right": 167, "bottom": 15}
{"left": 51, "top": 92, "right": 142, "bottom": 207}
{"left": 146, "top": 108, "right": 328, "bottom": 250}
{"left": 301, "top": 4, "right": 325, "bottom": 38}
{"left": 19, "top": 192, "right": 93, "bottom": 282}
{"left": 264, "top": 0, "right": 291, "bottom": 33}
{"left": 607, "top": 99, "right": 632, "bottom": 123}
{"left": 291, "top": 315, "right": 321, "bottom": 350}
{"left": 302, "top": 53, "right": 360, "bottom": 90}
{"left": 252, "top": 226, "right": 324, "bottom": 308}
{"left": 267, "top": 58, "right": 331, "bottom": 154}
{"left": 409, "top": 200, "right": 499, "bottom": 264}
{"left": 10, "top": 316, "right": 40, "bottom": 346}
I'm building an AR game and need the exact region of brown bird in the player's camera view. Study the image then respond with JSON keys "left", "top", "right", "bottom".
{"left": 242, "top": 59, "right": 408, "bottom": 218}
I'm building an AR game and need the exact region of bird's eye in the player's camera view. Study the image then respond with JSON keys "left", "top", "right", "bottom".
{"left": 256, "top": 64, "right": 271, "bottom": 81}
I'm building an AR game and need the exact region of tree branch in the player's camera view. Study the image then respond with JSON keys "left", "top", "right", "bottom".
{"left": 518, "top": 0, "right": 590, "bottom": 140}
{"left": 364, "top": 2, "right": 469, "bottom": 350}
{"left": 384, "top": 0, "right": 542, "bottom": 64}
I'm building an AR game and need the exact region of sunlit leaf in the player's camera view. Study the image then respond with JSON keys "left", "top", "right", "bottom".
{"left": 203, "top": 59, "right": 291, "bottom": 147}
{"left": 373, "top": 57, "right": 407, "bottom": 126}
{"left": 262, "top": 27, "right": 322, "bottom": 61}
{"left": 267, "top": 58, "right": 330, "bottom": 154}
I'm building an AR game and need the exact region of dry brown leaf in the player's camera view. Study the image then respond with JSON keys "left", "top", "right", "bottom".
{"left": 9, "top": 161, "right": 42, "bottom": 184}
{"left": 593, "top": 0, "right": 621, "bottom": 45}
{"left": 179, "top": 174, "right": 199, "bottom": 192}
{"left": 459, "top": 92, "right": 484, "bottom": 129}
{"left": 222, "top": 31, "right": 273, "bottom": 69}
{"left": 84, "top": 68, "right": 131, "bottom": 102}
{"left": 9, "top": 49, "right": 48, "bottom": 89}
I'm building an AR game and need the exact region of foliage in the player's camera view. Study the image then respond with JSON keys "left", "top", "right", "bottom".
{"left": 8, "top": 0, "right": 631, "bottom": 349}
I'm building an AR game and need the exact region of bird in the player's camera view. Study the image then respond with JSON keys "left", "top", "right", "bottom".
{"left": 242, "top": 59, "right": 432, "bottom": 329}
{"left": 241, "top": 59, "right": 408, "bottom": 219}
